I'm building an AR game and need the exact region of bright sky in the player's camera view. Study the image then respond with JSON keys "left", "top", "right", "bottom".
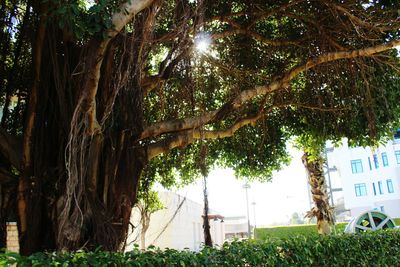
{"left": 162, "top": 144, "right": 311, "bottom": 226}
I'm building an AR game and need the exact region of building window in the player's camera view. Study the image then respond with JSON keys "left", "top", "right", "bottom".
{"left": 387, "top": 179, "right": 394, "bottom": 193}
{"left": 368, "top": 157, "right": 372, "bottom": 170}
{"left": 382, "top": 152, "right": 388, "bottom": 167}
{"left": 372, "top": 182, "right": 377, "bottom": 196}
{"left": 395, "top": 150, "right": 400, "bottom": 164}
{"left": 351, "top": 159, "right": 363, "bottom": 174}
{"left": 373, "top": 154, "right": 379, "bottom": 169}
{"left": 378, "top": 181, "right": 384, "bottom": 194}
{"left": 355, "top": 183, "right": 367, "bottom": 197}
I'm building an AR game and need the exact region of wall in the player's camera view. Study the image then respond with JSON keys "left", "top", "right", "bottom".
{"left": 6, "top": 222, "right": 19, "bottom": 252}
{"left": 126, "top": 191, "right": 225, "bottom": 251}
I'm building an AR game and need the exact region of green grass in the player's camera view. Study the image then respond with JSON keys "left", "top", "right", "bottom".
{"left": 255, "top": 223, "right": 348, "bottom": 240}
{"left": 256, "top": 217, "right": 400, "bottom": 240}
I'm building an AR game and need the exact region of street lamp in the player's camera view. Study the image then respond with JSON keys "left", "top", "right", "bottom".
{"left": 252, "top": 201, "right": 256, "bottom": 238}
{"left": 243, "top": 183, "right": 251, "bottom": 239}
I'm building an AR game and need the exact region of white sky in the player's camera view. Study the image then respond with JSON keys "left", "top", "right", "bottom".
{"left": 160, "top": 144, "right": 311, "bottom": 226}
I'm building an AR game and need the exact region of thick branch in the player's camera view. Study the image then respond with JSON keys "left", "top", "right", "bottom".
{"left": 0, "top": 128, "right": 21, "bottom": 168}
{"left": 140, "top": 111, "right": 217, "bottom": 140}
{"left": 146, "top": 114, "right": 261, "bottom": 160}
{"left": 75, "top": 0, "right": 155, "bottom": 134}
{"left": 146, "top": 102, "right": 356, "bottom": 160}
{"left": 111, "top": 0, "right": 155, "bottom": 36}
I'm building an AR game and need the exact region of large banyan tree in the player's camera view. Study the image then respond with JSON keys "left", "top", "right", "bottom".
{"left": 0, "top": 0, "right": 399, "bottom": 254}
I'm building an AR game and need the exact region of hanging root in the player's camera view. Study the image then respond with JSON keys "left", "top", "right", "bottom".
{"left": 58, "top": 103, "right": 92, "bottom": 249}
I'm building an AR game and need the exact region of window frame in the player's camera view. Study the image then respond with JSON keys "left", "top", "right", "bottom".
{"left": 351, "top": 159, "right": 363, "bottom": 174}
{"left": 395, "top": 150, "right": 400, "bottom": 164}
{"left": 382, "top": 152, "right": 389, "bottom": 167}
{"left": 355, "top": 183, "right": 367, "bottom": 197}
{"left": 387, "top": 179, "right": 394, "bottom": 193}
{"left": 368, "top": 157, "right": 372, "bottom": 170}
{"left": 378, "top": 181, "right": 384, "bottom": 195}
{"left": 373, "top": 154, "right": 379, "bottom": 169}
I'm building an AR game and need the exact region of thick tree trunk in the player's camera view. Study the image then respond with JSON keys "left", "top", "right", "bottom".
{"left": 17, "top": 2, "right": 47, "bottom": 255}
{"left": 12, "top": 37, "right": 148, "bottom": 257}
{"left": 301, "top": 152, "right": 333, "bottom": 235}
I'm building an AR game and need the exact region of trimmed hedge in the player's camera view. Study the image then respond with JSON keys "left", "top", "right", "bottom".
{"left": 255, "top": 222, "right": 348, "bottom": 240}
{"left": 2, "top": 231, "right": 400, "bottom": 266}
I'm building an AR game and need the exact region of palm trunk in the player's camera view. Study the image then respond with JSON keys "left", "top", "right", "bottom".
{"left": 302, "top": 152, "right": 333, "bottom": 234}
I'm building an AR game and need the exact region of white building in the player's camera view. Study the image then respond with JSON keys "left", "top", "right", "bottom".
{"left": 126, "top": 191, "right": 225, "bottom": 251}
{"left": 326, "top": 131, "right": 400, "bottom": 218}
{"left": 223, "top": 216, "right": 250, "bottom": 240}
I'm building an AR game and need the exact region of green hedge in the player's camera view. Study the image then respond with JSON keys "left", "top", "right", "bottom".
{"left": 2, "top": 231, "right": 400, "bottom": 266}
{"left": 255, "top": 222, "right": 348, "bottom": 240}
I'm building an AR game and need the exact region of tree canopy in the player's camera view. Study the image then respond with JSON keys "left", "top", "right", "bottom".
{"left": 0, "top": 0, "right": 399, "bottom": 254}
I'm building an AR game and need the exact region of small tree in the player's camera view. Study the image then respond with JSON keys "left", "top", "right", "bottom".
{"left": 135, "top": 190, "right": 164, "bottom": 250}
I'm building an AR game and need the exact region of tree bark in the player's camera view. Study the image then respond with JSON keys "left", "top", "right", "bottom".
{"left": 202, "top": 175, "right": 212, "bottom": 247}
{"left": 302, "top": 152, "right": 333, "bottom": 235}
{"left": 18, "top": 2, "right": 46, "bottom": 254}
{"left": 140, "top": 213, "right": 150, "bottom": 250}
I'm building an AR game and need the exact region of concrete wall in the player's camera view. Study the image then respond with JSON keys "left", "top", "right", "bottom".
{"left": 127, "top": 191, "right": 225, "bottom": 251}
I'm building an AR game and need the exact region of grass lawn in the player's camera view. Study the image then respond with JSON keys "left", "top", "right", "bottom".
{"left": 256, "top": 217, "right": 400, "bottom": 240}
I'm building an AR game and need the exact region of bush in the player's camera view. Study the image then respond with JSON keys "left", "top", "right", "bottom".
{"left": 1, "top": 231, "right": 400, "bottom": 266}
{"left": 255, "top": 222, "right": 348, "bottom": 240}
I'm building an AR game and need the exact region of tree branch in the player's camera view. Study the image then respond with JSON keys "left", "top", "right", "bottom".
{"left": 214, "top": 39, "right": 400, "bottom": 120}
{"left": 146, "top": 113, "right": 262, "bottom": 160}
{"left": 140, "top": 111, "right": 217, "bottom": 140}
{"left": 329, "top": 3, "right": 399, "bottom": 33}
{"left": 74, "top": 0, "right": 155, "bottom": 135}
{"left": 141, "top": 40, "right": 399, "bottom": 141}
{"left": 146, "top": 101, "right": 358, "bottom": 160}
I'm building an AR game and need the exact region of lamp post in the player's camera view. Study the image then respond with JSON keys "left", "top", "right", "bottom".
{"left": 243, "top": 183, "right": 251, "bottom": 239}
{"left": 252, "top": 201, "right": 256, "bottom": 239}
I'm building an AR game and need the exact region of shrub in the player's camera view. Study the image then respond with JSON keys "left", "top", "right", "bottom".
{"left": 1, "top": 230, "right": 400, "bottom": 266}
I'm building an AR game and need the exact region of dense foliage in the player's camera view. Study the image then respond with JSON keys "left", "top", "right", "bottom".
{"left": 2, "top": 231, "right": 400, "bottom": 266}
